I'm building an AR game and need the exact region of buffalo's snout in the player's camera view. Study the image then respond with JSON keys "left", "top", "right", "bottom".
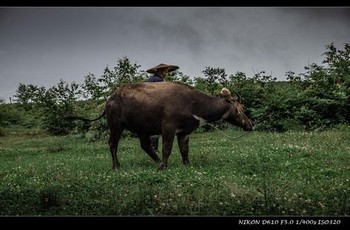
{"left": 243, "top": 125, "right": 254, "bottom": 131}
{"left": 243, "top": 120, "right": 254, "bottom": 131}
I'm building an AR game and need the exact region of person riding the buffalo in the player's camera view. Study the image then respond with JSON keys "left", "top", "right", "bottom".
{"left": 147, "top": 63, "right": 179, "bottom": 82}
{"left": 146, "top": 63, "right": 179, "bottom": 155}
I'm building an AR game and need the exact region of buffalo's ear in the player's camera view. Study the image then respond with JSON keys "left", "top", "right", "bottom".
{"left": 220, "top": 88, "right": 232, "bottom": 100}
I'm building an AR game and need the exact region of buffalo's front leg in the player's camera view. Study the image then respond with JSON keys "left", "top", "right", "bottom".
{"left": 139, "top": 135, "right": 161, "bottom": 163}
{"left": 177, "top": 134, "right": 190, "bottom": 166}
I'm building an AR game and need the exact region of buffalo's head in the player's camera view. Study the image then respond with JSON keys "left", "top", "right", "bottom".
{"left": 221, "top": 88, "right": 254, "bottom": 131}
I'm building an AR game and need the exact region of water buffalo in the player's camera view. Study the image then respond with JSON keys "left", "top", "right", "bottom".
{"left": 66, "top": 81, "right": 253, "bottom": 170}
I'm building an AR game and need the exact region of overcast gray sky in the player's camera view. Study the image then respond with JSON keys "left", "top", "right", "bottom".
{"left": 1, "top": 7, "right": 349, "bottom": 102}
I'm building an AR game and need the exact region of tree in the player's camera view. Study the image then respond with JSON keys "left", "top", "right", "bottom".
{"left": 13, "top": 84, "right": 43, "bottom": 110}
{"left": 41, "top": 80, "right": 80, "bottom": 134}
{"left": 98, "top": 56, "right": 143, "bottom": 98}
{"left": 200, "top": 67, "right": 227, "bottom": 95}
{"left": 286, "top": 42, "right": 350, "bottom": 129}
{"left": 81, "top": 73, "right": 104, "bottom": 101}
{"left": 166, "top": 70, "right": 193, "bottom": 85}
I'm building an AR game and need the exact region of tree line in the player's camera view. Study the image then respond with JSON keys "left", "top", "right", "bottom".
{"left": 1, "top": 42, "right": 349, "bottom": 136}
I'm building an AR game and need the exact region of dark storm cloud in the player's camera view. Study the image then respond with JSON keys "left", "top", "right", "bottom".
{"left": 281, "top": 7, "right": 350, "bottom": 21}
{"left": 139, "top": 15, "right": 203, "bottom": 54}
{"left": 0, "top": 7, "right": 349, "bottom": 102}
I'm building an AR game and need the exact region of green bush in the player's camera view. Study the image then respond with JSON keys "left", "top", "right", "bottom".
{"left": 0, "top": 104, "right": 22, "bottom": 127}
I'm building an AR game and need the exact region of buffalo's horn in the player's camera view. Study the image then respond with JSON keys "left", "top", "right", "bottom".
{"left": 234, "top": 92, "right": 242, "bottom": 102}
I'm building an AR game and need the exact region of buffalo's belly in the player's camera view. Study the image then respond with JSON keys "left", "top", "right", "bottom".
{"left": 121, "top": 118, "right": 162, "bottom": 135}
{"left": 118, "top": 109, "right": 200, "bottom": 135}
{"left": 175, "top": 120, "right": 199, "bottom": 135}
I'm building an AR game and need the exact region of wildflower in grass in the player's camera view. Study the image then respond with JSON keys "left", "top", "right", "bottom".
{"left": 318, "top": 202, "right": 326, "bottom": 209}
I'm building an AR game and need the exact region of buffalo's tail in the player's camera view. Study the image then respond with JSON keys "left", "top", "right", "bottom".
{"left": 64, "top": 111, "right": 106, "bottom": 122}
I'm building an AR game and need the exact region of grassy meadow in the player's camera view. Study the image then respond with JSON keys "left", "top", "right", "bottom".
{"left": 0, "top": 127, "right": 349, "bottom": 216}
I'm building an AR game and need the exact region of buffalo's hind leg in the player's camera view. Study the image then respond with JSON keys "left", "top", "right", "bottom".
{"left": 139, "top": 135, "right": 161, "bottom": 163}
{"left": 109, "top": 125, "right": 124, "bottom": 170}
{"left": 177, "top": 134, "right": 190, "bottom": 166}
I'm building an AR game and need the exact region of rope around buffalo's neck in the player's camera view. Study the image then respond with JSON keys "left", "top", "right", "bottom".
{"left": 205, "top": 123, "right": 252, "bottom": 140}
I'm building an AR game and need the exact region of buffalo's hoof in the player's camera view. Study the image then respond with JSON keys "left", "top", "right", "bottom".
{"left": 112, "top": 164, "right": 121, "bottom": 170}
{"left": 154, "top": 158, "right": 161, "bottom": 163}
{"left": 158, "top": 164, "right": 167, "bottom": 171}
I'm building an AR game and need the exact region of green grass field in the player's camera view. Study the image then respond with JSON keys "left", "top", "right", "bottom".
{"left": 0, "top": 127, "right": 349, "bottom": 216}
